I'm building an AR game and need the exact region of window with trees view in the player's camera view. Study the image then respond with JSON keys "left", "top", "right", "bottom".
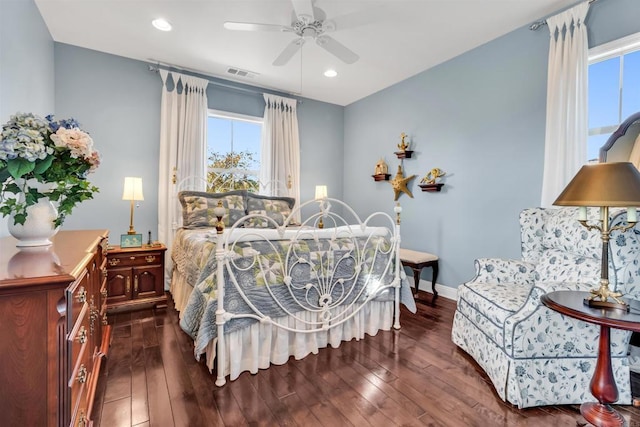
{"left": 207, "top": 110, "right": 262, "bottom": 192}
{"left": 588, "top": 32, "right": 640, "bottom": 162}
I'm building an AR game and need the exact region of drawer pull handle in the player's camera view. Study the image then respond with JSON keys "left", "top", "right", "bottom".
{"left": 134, "top": 276, "right": 139, "bottom": 293}
{"left": 130, "top": 256, "right": 136, "bottom": 260}
{"left": 77, "top": 365, "right": 88, "bottom": 384}
{"left": 145, "top": 255, "right": 156, "bottom": 263}
{"left": 76, "top": 326, "right": 87, "bottom": 344}
{"left": 126, "top": 277, "right": 131, "bottom": 294}
{"left": 108, "top": 258, "right": 120, "bottom": 266}
{"left": 77, "top": 410, "right": 87, "bottom": 427}
{"left": 76, "top": 287, "right": 87, "bottom": 303}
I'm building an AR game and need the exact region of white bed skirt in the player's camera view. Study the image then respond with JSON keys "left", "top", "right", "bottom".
{"left": 170, "top": 269, "right": 193, "bottom": 315}
{"left": 171, "top": 267, "right": 395, "bottom": 382}
{"left": 204, "top": 300, "right": 394, "bottom": 380}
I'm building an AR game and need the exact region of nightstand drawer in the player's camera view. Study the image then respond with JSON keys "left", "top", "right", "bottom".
{"left": 107, "top": 251, "right": 163, "bottom": 268}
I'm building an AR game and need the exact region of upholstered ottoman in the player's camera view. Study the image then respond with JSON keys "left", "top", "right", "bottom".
{"left": 399, "top": 248, "right": 439, "bottom": 299}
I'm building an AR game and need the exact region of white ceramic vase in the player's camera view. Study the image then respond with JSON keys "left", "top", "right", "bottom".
{"left": 7, "top": 180, "right": 59, "bottom": 247}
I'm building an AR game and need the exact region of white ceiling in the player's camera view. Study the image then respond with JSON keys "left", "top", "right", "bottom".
{"left": 34, "top": 0, "right": 576, "bottom": 106}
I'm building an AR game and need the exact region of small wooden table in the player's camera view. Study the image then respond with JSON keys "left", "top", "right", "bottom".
{"left": 541, "top": 291, "right": 640, "bottom": 427}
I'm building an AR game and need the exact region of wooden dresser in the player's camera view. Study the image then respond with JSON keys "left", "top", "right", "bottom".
{"left": 0, "top": 230, "right": 111, "bottom": 426}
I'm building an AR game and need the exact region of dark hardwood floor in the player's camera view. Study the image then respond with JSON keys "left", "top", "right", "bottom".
{"left": 92, "top": 293, "right": 640, "bottom": 426}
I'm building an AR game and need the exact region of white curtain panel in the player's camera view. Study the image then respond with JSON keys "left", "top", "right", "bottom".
{"left": 157, "top": 70, "right": 209, "bottom": 288}
{"left": 540, "top": 1, "right": 590, "bottom": 207}
{"left": 260, "top": 93, "right": 301, "bottom": 220}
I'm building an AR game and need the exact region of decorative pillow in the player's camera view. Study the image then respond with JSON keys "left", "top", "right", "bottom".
{"left": 179, "top": 190, "right": 246, "bottom": 228}
{"left": 244, "top": 193, "right": 295, "bottom": 228}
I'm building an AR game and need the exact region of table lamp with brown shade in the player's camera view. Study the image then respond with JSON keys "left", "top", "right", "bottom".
{"left": 553, "top": 162, "right": 640, "bottom": 310}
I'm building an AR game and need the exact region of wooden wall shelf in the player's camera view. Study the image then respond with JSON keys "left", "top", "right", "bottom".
{"left": 419, "top": 183, "right": 444, "bottom": 192}
{"left": 372, "top": 173, "right": 391, "bottom": 181}
{"left": 394, "top": 150, "right": 413, "bottom": 159}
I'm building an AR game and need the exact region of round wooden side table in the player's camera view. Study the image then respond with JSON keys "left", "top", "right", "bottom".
{"left": 541, "top": 290, "right": 640, "bottom": 427}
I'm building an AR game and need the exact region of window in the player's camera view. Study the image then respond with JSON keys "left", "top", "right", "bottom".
{"left": 207, "top": 110, "right": 262, "bottom": 192}
{"left": 588, "top": 32, "right": 640, "bottom": 162}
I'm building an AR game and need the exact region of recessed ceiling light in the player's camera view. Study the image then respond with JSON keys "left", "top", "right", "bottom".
{"left": 324, "top": 69, "right": 338, "bottom": 78}
{"left": 152, "top": 18, "right": 172, "bottom": 32}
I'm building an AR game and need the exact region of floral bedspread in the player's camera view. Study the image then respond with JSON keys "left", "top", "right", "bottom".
{"left": 171, "top": 228, "right": 218, "bottom": 290}
{"left": 175, "top": 227, "right": 415, "bottom": 357}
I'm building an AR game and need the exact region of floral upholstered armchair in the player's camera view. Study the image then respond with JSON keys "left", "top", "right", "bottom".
{"left": 452, "top": 207, "right": 640, "bottom": 408}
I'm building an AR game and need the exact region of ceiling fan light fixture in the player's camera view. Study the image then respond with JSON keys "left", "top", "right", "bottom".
{"left": 152, "top": 18, "right": 172, "bottom": 32}
{"left": 324, "top": 69, "right": 338, "bottom": 78}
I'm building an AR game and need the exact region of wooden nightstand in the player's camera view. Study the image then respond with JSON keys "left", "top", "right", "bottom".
{"left": 106, "top": 243, "right": 167, "bottom": 312}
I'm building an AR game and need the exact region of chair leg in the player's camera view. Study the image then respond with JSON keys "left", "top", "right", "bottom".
{"left": 431, "top": 261, "right": 439, "bottom": 301}
{"left": 412, "top": 267, "right": 421, "bottom": 295}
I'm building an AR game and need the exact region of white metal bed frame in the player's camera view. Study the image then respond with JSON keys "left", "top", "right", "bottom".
{"left": 172, "top": 173, "right": 405, "bottom": 386}
{"left": 211, "top": 197, "right": 403, "bottom": 386}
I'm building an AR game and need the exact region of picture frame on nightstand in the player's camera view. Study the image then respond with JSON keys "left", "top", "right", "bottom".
{"left": 120, "top": 233, "right": 142, "bottom": 248}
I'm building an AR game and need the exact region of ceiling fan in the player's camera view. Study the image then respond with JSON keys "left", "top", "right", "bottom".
{"left": 223, "top": 0, "right": 359, "bottom": 66}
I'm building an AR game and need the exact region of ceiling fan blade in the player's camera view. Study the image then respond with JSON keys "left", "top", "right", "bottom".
{"left": 224, "top": 21, "right": 292, "bottom": 32}
{"left": 273, "top": 38, "right": 305, "bottom": 66}
{"left": 315, "top": 35, "right": 359, "bottom": 64}
{"left": 291, "top": 0, "right": 315, "bottom": 22}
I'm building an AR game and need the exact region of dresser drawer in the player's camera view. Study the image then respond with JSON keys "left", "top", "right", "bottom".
{"left": 67, "top": 269, "right": 90, "bottom": 327}
{"left": 107, "top": 251, "right": 163, "bottom": 268}
{"left": 69, "top": 378, "right": 89, "bottom": 427}
{"left": 68, "top": 339, "right": 90, "bottom": 427}
{"left": 68, "top": 304, "right": 90, "bottom": 366}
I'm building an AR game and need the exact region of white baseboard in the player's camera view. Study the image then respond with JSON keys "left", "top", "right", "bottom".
{"left": 412, "top": 278, "right": 457, "bottom": 301}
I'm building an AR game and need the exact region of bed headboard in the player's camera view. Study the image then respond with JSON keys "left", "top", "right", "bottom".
{"left": 599, "top": 112, "right": 640, "bottom": 163}
{"left": 174, "top": 170, "right": 293, "bottom": 231}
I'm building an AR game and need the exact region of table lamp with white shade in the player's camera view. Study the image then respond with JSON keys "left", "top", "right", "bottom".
{"left": 315, "top": 185, "right": 328, "bottom": 229}
{"left": 122, "top": 177, "right": 144, "bottom": 235}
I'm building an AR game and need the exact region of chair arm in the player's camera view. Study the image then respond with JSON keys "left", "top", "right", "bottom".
{"left": 504, "top": 281, "right": 631, "bottom": 358}
{"left": 467, "top": 258, "right": 536, "bottom": 286}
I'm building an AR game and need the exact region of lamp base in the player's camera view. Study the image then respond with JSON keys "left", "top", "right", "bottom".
{"left": 583, "top": 298, "right": 630, "bottom": 312}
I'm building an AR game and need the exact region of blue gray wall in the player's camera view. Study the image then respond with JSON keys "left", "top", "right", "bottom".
{"left": 343, "top": 0, "right": 640, "bottom": 292}
{"left": 53, "top": 43, "right": 344, "bottom": 240}
{"left": 0, "top": 0, "right": 55, "bottom": 238}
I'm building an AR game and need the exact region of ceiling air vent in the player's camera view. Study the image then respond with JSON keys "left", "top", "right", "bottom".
{"left": 226, "top": 67, "right": 258, "bottom": 79}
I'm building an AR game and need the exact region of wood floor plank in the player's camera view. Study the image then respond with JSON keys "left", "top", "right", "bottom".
{"left": 103, "top": 324, "right": 132, "bottom": 403}
{"left": 157, "top": 323, "right": 205, "bottom": 426}
{"left": 100, "top": 397, "right": 132, "bottom": 426}
{"left": 130, "top": 320, "right": 149, "bottom": 426}
{"left": 247, "top": 368, "right": 299, "bottom": 426}
{"left": 211, "top": 380, "right": 248, "bottom": 426}
{"left": 144, "top": 344, "right": 174, "bottom": 427}
{"left": 228, "top": 372, "right": 280, "bottom": 425}
{"left": 295, "top": 351, "right": 389, "bottom": 427}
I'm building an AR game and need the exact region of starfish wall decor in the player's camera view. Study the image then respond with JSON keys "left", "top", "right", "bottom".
{"left": 390, "top": 164, "right": 416, "bottom": 201}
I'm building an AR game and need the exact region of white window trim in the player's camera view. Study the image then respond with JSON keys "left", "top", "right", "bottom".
{"left": 588, "top": 31, "right": 640, "bottom": 138}
{"left": 208, "top": 109, "right": 262, "bottom": 124}
{"left": 589, "top": 31, "right": 640, "bottom": 63}
{"left": 206, "top": 109, "right": 263, "bottom": 188}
